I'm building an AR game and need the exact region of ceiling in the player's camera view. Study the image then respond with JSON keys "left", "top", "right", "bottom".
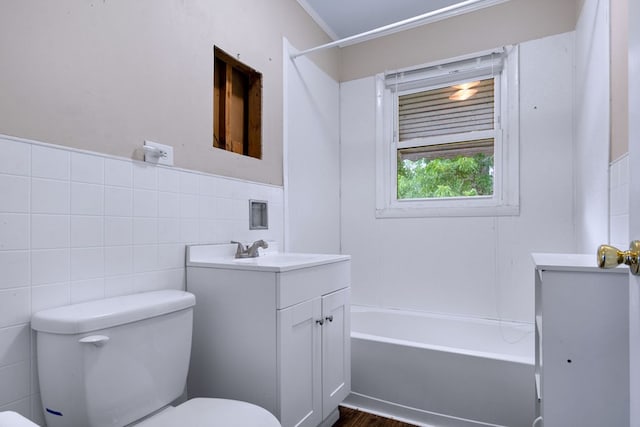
{"left": 296, "top": 0, "right": 478, "bottom": 40}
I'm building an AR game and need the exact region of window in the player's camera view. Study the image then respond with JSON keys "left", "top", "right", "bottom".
{"left": 375, "top": 47, "right": 519, "bottom": 217}
{"left": 213, "top": 46, "right": 262, "bottom": 159}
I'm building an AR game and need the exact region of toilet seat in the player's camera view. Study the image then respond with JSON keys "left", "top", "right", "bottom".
{"left": 0, "top": 411, "right": 40, "bottom": 427}
{"left": 135, "top": 398, "right": 281, "bottom": 427}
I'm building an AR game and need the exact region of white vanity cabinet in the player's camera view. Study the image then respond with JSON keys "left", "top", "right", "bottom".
{"left": 186, "top": 245, "right": 351, "bottom": 427}
{"left": 278, "top": 287, "right": 350, "bottom": 427}
{"left": 532, "top": 253, "right": 628, "bottom": 427}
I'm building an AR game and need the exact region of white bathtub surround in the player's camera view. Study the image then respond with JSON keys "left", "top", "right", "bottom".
{"left": 346, "top": 306, "right": 534, "bottom": 427}
{"left": 283, "top": 38, "right": 341, "bottom": 254}
{"left": 339, "top": 32, "right": 575, "bottom": 323}
{"left": 0, "top": 134, "right": 284, "bottom": 424}
{"left": 574, "top": 0, "right": 611, "bottom": 254}
{"left": 609, "top": 154, "right": 629, "bottom": 249}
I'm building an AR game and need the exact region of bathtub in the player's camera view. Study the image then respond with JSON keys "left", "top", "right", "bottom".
{"left": 344, "top": 306, "right": 535, "bottom": 427}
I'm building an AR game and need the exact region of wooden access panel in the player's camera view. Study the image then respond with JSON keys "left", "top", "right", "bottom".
{"left": 213, "top": 46, "right": 262, "bottom": 159}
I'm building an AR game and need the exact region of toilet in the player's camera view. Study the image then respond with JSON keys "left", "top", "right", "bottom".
{"left": 0, "top": 411, "right": 39, "bottom": 427}
{"left": 31, "top": 290, "right": 281, "bottom": 427}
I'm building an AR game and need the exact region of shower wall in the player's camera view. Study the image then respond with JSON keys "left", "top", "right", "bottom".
{"left": 339, "top": 32, "right": 576, "bottom": 322}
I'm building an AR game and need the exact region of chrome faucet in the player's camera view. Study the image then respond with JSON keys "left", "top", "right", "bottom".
{"left": 231, "top": 240, "right": 269, "bottom": 258}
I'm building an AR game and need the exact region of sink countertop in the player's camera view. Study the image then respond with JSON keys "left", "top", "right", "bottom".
{"left": 187, "top": 243, "right": 350, "bottom": 272}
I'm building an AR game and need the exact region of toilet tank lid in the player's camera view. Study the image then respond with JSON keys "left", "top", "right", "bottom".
{"left": 31, "top": 290, "right": 196, "bottom": 334}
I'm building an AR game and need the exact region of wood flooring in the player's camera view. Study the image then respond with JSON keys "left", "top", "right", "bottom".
{"left": 332, "top": 406, "right": 418, "bottom": 427}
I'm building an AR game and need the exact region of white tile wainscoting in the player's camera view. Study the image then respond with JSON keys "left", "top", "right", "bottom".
{"left": 609, "top": 154, "right": 629, "bottom": 249}
{"left": 0, "top": 134, "right": 284, "bottom": 424}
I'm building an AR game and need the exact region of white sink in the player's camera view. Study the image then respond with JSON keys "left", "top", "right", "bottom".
{"left": 186, "top": 243, "right": 350, "bottom": 272}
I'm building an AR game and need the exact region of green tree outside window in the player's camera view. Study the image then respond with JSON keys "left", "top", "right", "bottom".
{"left": 397, "top": 153, "right": 493, "bottom": 199}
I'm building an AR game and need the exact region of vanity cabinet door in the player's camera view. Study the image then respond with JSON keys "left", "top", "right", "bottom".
{"left": 321, "top": 288, "right": 351, "bottom": 417}
{"left": 278, "top": 297, "right": 322, "bottom": 427}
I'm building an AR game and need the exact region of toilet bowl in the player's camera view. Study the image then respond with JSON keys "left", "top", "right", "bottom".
{"left": 31, "top": 290, "right": 280, "bottom": 427}
{"left": 135, "top": 398, "right": 278, "bottom": 427}
{"left": 0, "top": 411, "right": 39, "bottom": 427}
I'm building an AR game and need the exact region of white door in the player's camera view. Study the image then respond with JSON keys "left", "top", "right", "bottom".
{"left": 629, "top": 1, "right": 640, "bottom": 423}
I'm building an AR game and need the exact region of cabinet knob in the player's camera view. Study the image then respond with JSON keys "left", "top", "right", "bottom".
{"left": 325, "top": 315, "right": 334, "bottom": 323}
{"left": 315, "top": 319, "right": 324, "bottom": 326}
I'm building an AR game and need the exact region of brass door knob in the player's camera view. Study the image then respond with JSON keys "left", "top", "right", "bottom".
{"left": 597, "top": 241, "right": 640, "bottom": 275}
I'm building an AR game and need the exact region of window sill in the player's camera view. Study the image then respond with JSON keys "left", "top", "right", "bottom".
{"left": 375, "top": 203, "right": 520, "bottom": 218}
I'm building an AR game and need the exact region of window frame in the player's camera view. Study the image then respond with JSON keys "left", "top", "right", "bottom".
{"left": 375, "top": 46, "right": 520, "bottom": 218}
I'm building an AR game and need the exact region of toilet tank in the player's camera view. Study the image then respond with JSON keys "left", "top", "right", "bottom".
{"left": 31, "top": 290, "right": 196, "bottom": 427}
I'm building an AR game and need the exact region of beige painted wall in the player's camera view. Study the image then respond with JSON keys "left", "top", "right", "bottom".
{"left": 338, "top": 0, "right": 577, "bottom": 82}
{"left": 611, "top": 0, "right": 629, "bottom": 161}
{"left": 0, "top": 0, "right": 338, "bottom": 186}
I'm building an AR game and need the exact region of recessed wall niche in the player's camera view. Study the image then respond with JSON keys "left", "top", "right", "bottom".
{"left": 213, "top": 46, "right": 263, "bottom": 159}
{"left": 249, "top": 199, "right": 268, "bottom": 230}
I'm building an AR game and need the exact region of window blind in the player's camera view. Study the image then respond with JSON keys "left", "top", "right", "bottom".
{"left": 398, "top": 138, "right": 494, "bottom": 162}
{"left": 385, "top": 50, "right": 504, "bottom": 92}
{"left": 398, "top": 78, "right": 495, "bottom": 141}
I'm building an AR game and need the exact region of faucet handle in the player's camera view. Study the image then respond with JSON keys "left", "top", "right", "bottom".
{"left": 230, "top": 241, "right": 246, "bottom": 256}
